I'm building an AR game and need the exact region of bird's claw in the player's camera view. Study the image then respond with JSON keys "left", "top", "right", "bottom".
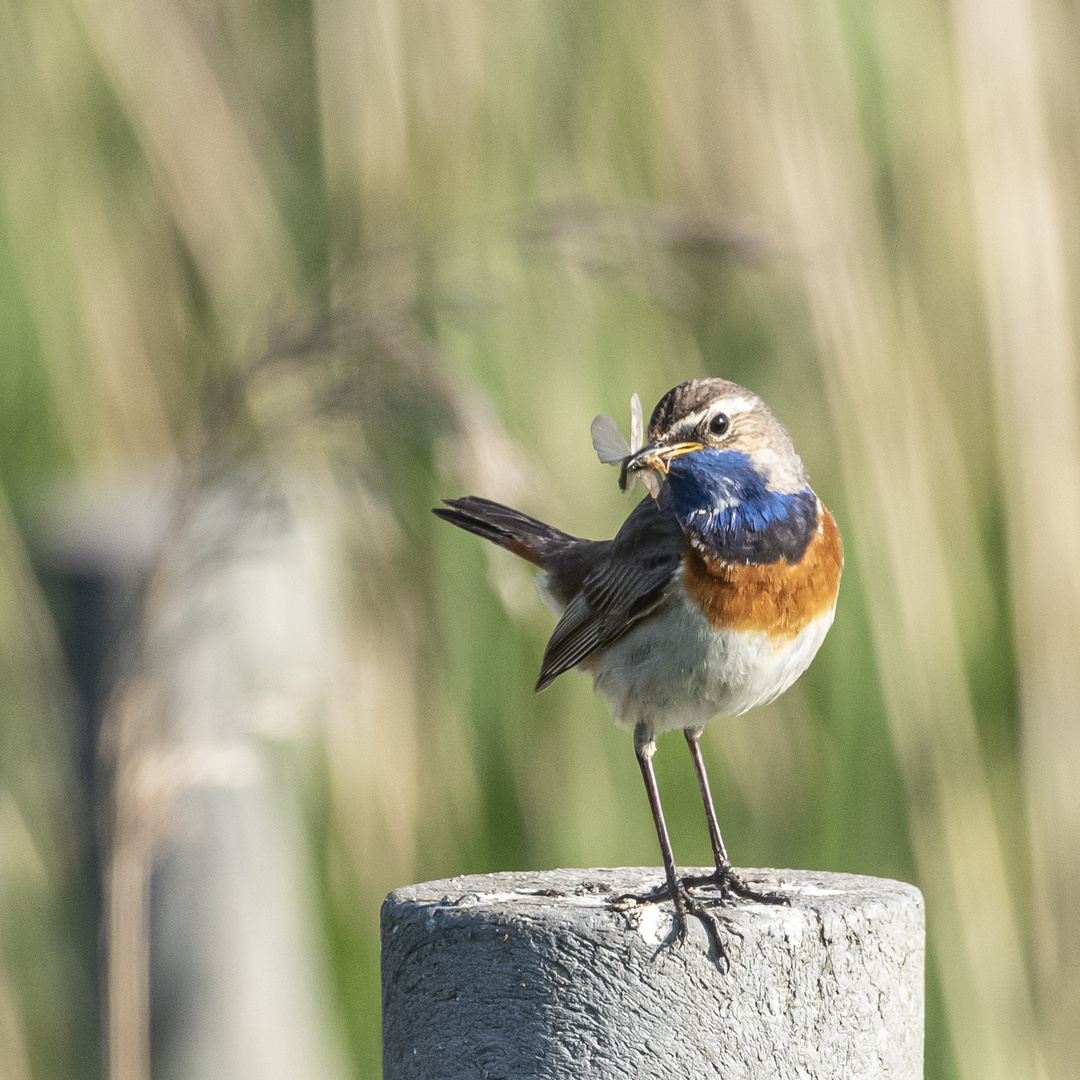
{"left": 676, "top": 889, "right": 730, "bottom": 963}
{"left": 610, "top": 882, "right": 674, "bottom": 909}
{"left": 681, "top": 867, "right": 790, "bottom": 907}
{"left": 611, "top": 880, "right": 731, "bottom": 965}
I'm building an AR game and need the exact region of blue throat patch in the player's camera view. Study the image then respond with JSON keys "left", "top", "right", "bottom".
{"left": 665, "top": 449, "right": 817, "bottom": 564}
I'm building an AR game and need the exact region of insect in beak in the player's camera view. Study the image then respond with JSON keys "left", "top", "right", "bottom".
{"left": 591, "top": 393, "right": 663, "bottom": 499}
{"left": 623, "top": 439, "right": 704, "bottom": 481}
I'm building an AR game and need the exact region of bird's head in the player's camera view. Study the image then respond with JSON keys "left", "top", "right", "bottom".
{"left": 624, "top": 378, "right": 808, "bottom": 497}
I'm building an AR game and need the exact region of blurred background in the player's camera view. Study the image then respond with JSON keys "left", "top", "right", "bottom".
{"left": 2, "top": 0, "right": 1079, "bottom": 1077}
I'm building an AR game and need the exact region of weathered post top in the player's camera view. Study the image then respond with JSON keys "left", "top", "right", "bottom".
{"left": 382, "top": 866, "right": 924, "bottom": 1079}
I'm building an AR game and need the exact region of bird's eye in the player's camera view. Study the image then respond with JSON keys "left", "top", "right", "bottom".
{"left": 708, "top": 413, "right": 730, "bottom": 437}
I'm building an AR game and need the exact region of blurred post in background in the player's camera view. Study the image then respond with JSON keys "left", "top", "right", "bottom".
{"left": 1, "top": 1, "right": 1079, "bottom": 1079}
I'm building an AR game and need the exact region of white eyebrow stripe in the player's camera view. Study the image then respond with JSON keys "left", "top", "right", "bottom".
{"left": 676, "top": 408, "right": 709, "bottom": 431}
{"left": 670, "top": 397, "right": 755, "bottom": 437}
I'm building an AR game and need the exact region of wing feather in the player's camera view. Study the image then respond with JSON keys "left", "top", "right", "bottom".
{"left": 535, "top": 495, "right": 683, "bottom": 690}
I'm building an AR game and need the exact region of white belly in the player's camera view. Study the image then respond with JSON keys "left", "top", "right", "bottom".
{"left": 583, "top": 585, "right": 835, "bottom": 736}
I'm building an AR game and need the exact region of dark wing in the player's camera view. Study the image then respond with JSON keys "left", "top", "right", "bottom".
{"left": 535, "top": 494, "right": 684, "bottom": 690}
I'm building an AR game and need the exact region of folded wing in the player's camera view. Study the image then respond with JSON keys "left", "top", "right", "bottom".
{"left": 536, "top": 495, "right": 683, "bottom": 690}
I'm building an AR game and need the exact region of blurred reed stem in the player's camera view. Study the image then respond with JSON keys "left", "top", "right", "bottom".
{"left": 950, "top": 0, "right": 1080, "bottom": 1075}
{"left": 75, "top": 0, "right": 298, "bottom": 355}
{"left": 106, "top": 767, "right": 151, "bottom": 1080}
{"left": 733, "top": 1, "right": 1040, "bottom": 1076}
{"left": 0, "top": 483, "right": 83, "bottom": 1080}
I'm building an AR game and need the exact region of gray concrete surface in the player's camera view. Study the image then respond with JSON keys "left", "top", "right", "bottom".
{"left": 382, "top": 866, "right": 923, "bottom": 1079}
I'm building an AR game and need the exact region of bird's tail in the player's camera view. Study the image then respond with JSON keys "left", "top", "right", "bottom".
{"left": 433, "top": 496, "right": 580, "bottom": 567}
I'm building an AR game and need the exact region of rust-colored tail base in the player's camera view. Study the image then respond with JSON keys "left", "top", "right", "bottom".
{"left": 433, "top": 496, "right": 579, "bottom": 567}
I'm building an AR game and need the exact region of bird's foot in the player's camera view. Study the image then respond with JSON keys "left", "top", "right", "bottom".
{"left": 611, "top": 879, "right": 731, "bottom": 963}
{"left": 681, "top": 866, "right": 790, "bottom": 907}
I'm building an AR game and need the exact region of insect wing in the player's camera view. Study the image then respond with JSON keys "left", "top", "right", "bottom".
{"left": 630, "top": 392, "right": 645, "bottom": 453}
{"left": 590, "top": 413, "right": 630, "bottom": 465}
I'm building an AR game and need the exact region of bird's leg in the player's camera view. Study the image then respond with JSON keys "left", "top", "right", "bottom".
{"left": 633, "top": 728, "right": 685, "bottom": 921}
{"left": 611, "top": 724, "right": 729, "bottom": 959}
{"left": 681, "top": 727, "right": 788, "bottom": 906}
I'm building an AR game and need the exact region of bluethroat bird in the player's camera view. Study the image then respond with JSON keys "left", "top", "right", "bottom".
{"left": 434, "top": 378, "right": 842, "bottom": 955}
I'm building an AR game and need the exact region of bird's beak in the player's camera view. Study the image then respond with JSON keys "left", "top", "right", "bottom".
{"left": 623, "top": 440, "right": 704, "bottom": 478}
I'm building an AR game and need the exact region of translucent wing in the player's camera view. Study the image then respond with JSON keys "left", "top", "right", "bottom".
{"left": 591, "top": 413, "right": 630, "bottom": 465}
{"left": 593, "top": 394, "right": 661, "bottom": 499}
{"left": 630, "top": 392, "right": 644, "bottom": 452}
{"left": 630, "top": 392, "right": 661, "bottom": 499}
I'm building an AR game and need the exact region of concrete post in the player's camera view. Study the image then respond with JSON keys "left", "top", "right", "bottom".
{"left": 382, "top": 866, "right": 923, "bottom": 1079}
